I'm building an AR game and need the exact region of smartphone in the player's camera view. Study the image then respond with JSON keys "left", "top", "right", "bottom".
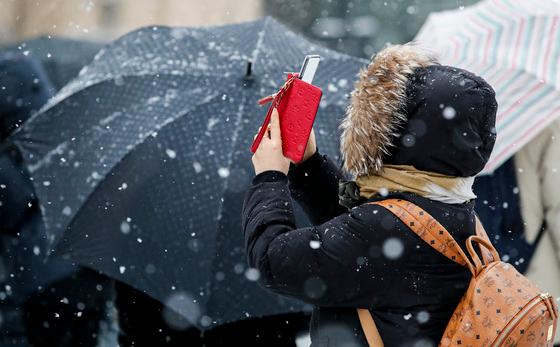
{"left": 299, "top": 55, "right": 321, "bottom": 84}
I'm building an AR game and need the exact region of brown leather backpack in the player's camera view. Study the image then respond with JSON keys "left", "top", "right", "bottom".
{"left": 357, "top": 199, "right": 558, "bottom": 346}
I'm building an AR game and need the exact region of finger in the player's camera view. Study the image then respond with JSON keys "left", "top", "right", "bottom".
{"left": 269, "top": 108, "right": 281, "bottom": 143}
{"left": 258, "top": 127, "right": 271, "bottom": 145}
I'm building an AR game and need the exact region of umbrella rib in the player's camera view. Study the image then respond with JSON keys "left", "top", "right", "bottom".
{"left": 249, "top": 18, "right": 268, "bottom": 68}
{"left": 210, "top": 16, "right": 268, "bottom": 237}
{"left": 213, "top": 92, "right": 247, "bottom": 243}
{"left": 204, "top": 21, "right": 269, "bottom": 313}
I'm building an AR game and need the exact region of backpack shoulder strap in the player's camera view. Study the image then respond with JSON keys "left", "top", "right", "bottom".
{"left": 356, "top": 198, "right": 478, "bottom": 347}
{"left": 357, "top": 308, "right": 384, "bottom": 347}
{"left": 370, "top": 199, "right": 475, "bottom": 276}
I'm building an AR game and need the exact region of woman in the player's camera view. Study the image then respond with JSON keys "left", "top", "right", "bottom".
{"left": 242, "top": 44, "right": 497, "bottom": 346}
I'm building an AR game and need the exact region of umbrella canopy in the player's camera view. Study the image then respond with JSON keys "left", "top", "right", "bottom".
{"left": 415, "top": 0, "right": 560, "bottom": 174}
{"left": 9, "top": 17, "right": 366, "bottom": 330}
{"left": 3, "top": 36, "right": 104, "bottom": 90}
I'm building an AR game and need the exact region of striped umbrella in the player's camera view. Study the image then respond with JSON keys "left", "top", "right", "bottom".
{"left": 415, "top": 0, "right": 560, "bottom": 174}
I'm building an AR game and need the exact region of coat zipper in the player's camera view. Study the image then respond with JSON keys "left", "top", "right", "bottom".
{"left": 492, "top": 293, "right": 552, "bottom": 346}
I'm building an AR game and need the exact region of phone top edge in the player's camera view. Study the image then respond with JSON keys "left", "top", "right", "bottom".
{"left": 299, "top": 55, "right": 321, "bottom": 84}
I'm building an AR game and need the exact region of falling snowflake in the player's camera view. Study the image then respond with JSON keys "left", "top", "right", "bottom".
{"left": 193, "top": 162, "right": 203, "bottom": 173}
{"left": 443, "top": 106, "right": 456, "bottom": 119}
{"left": 402, "top": 134, "right": 416, "bottom": 147}
{"left": 207, "top": 117, "right": 219, "bottom": 131}
{"left": 309, "top": 240, "right": 322, "bottom": 249}
{"left": 62, "top": 206, "right": 72, "bottom": 216}
{"left": 378, "top": 187, "right": 389, "bottom": 197}
{"left": 163, "top": 292, "right": 200, "bottom": 330}
{"left": 383, "top": 237, "right": 404, "bottom": 260}
{"left": 120, "top": 220, "right": 131, "bottom": 234}
{"left": 215, "top": 272, "right": 225, "bottom": 281}
{"left": 218, "top": 167, "right": 230, "bottom": 178}
{"left": 147, "top": 96, "right": 161, "bottom": 104}
{"left": 416, "top": 310, "right": 430, "bottom": 324}
{"left": 165, "top": 149, "right": 177, "bottom": 159}
{"left": 244, "top": 268, "right": 260, "bottom": 281}
{"left": 200, "top": 315, "right": 213, "bottom": 328}
{"left": 233, "top": 263, "right": 245, "bottom": 274}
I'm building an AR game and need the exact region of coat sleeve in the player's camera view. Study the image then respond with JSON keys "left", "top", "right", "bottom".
{"left": 242, "top": 170, "right": 372, "bottom": 307}
{"left": 287, "top": 151, "right": 348, "bottom": 225}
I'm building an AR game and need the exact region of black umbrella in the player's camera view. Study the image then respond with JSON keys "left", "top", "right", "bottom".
{"left": 3, "top": 36, "right": 104, "bottom": 90}
{"left": 9, "top": 17, "right": 366, "bottom": 330}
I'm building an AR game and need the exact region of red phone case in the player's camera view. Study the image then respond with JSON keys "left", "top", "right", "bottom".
{"left": 251, "top": 74, "right": 322, "bottom": 163}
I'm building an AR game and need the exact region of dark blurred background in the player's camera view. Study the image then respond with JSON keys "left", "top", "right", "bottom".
{"left": 1, "top": 0, "right": 479, "bottom": 58}
{"left": 265, "top": 0, "right": 479, "bottom": 57}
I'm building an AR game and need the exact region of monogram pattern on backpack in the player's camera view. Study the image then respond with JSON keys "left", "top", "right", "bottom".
{"left": 371, "top": 199, "right": 559, "bottom": 347}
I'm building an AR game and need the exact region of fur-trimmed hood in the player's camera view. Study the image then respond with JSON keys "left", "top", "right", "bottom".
{"left": 340, "top": 44, "right": 497, "bottom": 178}
{"left": 340, "top": 44, "right": 437, "bottom": 176}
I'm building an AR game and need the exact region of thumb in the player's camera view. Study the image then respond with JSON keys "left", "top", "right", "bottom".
{"left": 269, "top": 108, "right": 282, "bottom": 144}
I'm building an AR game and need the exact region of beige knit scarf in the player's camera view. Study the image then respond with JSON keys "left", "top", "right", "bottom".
{"left": 356, "top": 165, "right": 476, "bottom": 204}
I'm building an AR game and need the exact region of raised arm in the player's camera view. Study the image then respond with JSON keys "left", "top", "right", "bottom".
{"left": 287, "top": 149, "right": 348, "bottom": 225}
{"left": 244, "top": 110, "right": 368, "bottom": 305}
{"left": 242, "top": 171, "right": 370, "bottom": 307}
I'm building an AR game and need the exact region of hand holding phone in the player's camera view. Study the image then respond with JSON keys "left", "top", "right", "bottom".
{"left": 250, "top": 55, "right": 322, "bottom": 163}
{"left": 251, "top": 108, "right": 291, "bottom": 175}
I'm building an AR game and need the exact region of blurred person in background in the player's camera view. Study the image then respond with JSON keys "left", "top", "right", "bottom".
{"left": 0, "top": 51, "right": 54, "bottom": 347}
{"left": 474, "top": 121, "right": 560, "bottom": 346}
{"left": 0, "top": 52, "right": 113, "bottom": 347}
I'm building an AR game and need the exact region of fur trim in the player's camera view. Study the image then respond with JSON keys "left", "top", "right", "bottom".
{"left": 340, "top": 44, "right": 438, "bottom": 176}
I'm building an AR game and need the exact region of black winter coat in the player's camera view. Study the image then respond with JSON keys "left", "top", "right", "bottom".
{"left": 242, "top": 152, "right": 476, "bottom": 347}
